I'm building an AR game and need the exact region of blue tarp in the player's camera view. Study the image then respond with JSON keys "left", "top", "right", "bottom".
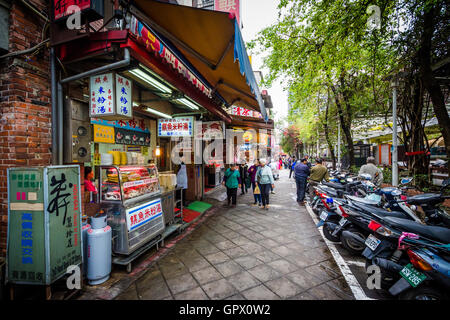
{"left": 233, "top": 20, "right": 268, "bottom": 121}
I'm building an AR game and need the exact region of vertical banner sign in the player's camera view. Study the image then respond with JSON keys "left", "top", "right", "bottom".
{"left": 90, "top": 73, "right": 133, "bottom": 118}
{"left": 46, "top": 166, "right": 82, "bottom": 283}
{"left": 115, "top": 74, "right": 133, "bottom": 118}
{"left": 214, "top": 0, "right": 241, "bottom": 26}
{"left": 90, "top": 73, "right": 114, "bottom": 116}
{"left": 7, "top": 168, "right": 46, "bottom": 284}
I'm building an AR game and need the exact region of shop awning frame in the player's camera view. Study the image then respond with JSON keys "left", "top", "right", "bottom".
{"left": 128, "top": 0, "right": 268, "bottom": 121}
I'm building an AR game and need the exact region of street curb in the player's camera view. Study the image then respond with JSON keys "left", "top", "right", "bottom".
{"left": 304, "top": 202, "right": 374, "bottom": 301}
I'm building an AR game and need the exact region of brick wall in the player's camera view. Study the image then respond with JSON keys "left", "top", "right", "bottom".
{"left": 0, "top": 1, "right": 51, "bottom": 256}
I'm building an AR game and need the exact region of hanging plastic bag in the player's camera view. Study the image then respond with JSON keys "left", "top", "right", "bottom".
{"left": 254, "top": 184, "right": 261, "bottom": 195}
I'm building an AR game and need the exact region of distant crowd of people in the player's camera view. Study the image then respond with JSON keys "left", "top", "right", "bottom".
{"left": 222, "top": 157, "right": 283, "bottom": 210}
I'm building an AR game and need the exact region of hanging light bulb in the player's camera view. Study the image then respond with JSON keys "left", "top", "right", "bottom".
{"left": 155, "top": 146, "right": 161, "bottom": 156}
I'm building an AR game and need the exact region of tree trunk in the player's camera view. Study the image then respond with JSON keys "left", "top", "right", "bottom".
{"left": 324, "top": 91, "right": 336, "bottom": 169}
{"left": 418, "top": 5, "right": 450, "bottom": 175}
{"left": 330, "top": 84, "right": 355, "bottom": 168}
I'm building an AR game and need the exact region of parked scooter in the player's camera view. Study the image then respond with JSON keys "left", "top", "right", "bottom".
{"left": 362, "top": 215, "right": 450, "bottom": 296}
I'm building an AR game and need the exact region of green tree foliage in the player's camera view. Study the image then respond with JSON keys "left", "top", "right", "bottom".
{"left": 251, "top": 0, "right": 449, "bottom": 174}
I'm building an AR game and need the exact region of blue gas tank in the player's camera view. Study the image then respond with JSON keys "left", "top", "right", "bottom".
{"left": 86, "top": 215, "right": 111, "bottom": 285}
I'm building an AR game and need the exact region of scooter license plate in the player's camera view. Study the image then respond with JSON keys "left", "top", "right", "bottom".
{"left": 399, "top": 263, "right": 426, "bottom": 288}
{"left": 365, "top": 234, "right": 381, "bottom": 251}
{"left": 339, "top": 217, "right": 347, "bottom": 226}
{"left": 320, "top": 211, "right": 329, "bottom": 221}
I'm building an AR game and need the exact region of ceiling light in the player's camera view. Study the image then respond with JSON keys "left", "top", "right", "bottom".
{"left": 175, "top": 98, "right": 200, "bottom": 110}
{"left": 133, "top": 102, "right": 172, "bottom": 119}
{"left": 129, "top": 68, "right": 172, "bottom": 94}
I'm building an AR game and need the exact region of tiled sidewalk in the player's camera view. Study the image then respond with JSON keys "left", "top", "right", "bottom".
{"left": 115, "top": 170, "right": 354, "bottom": 300}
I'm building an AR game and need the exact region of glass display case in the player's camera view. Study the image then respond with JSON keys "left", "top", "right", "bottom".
{"left": 98, "top": 165, "right": 165, "bottom": 255}
{"left": 100, "top": 164, "right": 160, "bottom": 205}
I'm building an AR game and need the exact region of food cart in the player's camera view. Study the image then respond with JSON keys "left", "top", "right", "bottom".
{"left": 98, "top": 163, "right": 165, "bottom": 271}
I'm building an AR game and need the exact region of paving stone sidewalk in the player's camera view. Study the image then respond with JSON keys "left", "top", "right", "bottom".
{"left": 115, "top": 169, "right": 354, "bottom": 300}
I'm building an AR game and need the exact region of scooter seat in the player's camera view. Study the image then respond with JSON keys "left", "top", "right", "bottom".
{"left": 351, "top": 201, "right": 409, "bottom": 219}
{"left": 383, "top": 216, "right": 450, "bottom": 244}
{"left": 407, "top": 193, "right": 442, "bottom": 205}
{"left": 346, "top": 195, "right": 380, "bottom": 206}
{"left": 322, "top": 181, "right": 345, "bottom": 190}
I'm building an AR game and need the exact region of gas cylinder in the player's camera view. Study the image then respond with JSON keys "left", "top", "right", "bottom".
{"left": 86, "top": 214, "right": 111, "bottom": 285}
{"left": 81, "top": 222, "right": 91, "bottom": 276}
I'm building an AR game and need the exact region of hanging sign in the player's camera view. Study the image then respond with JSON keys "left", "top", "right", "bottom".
{"left": 91, "top": 117, "right": 149, "bottom": 133}
{"left": 158, "top": 117, "right": 194, "bottom": 137}
{"left": 89, "top": 73, "right": 133, "bottom": 119}
{"left": 215, "top": 0, "right": 241, "bottom": 26}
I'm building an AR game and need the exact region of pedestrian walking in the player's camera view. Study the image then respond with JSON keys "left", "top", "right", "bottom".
{"left": 359, "top": 156, "right": 383, "bottom": 187}
{"left": 308, "top": 158, "right": 330, "bottom": 199}
{"left": 269, "top": 160, "right": 278, "bottom": 194}
{"left": 248, "top": 160, "right": 262, "bottom": 207}
{"left": 223, "top": 164, "right": 241, "bottom": 207}
{"left": 289, "top": 157, "right": 297, "bottom": 179}
{"left": 294, "top": 158, "right": 310, "bottom": 205}
{"left": 239, "top": 162, "right": 249, "bottom": 195}
{"left": 256, "top": 159, "right": 274, "bottom": 210}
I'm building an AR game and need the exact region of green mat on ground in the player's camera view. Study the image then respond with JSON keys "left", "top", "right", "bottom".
{"left": 186, "top": 201, "right": 212, "bottom": 213}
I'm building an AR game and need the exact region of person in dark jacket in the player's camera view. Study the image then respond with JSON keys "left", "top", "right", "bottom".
{"left": 239, "top": 162, "right": 249, "bottom": 195}
{"left": 294, "top": 158, "right": 310, "bottom": 204}
{"left": 248, "top": 160, "right": 262, "bottom": 206}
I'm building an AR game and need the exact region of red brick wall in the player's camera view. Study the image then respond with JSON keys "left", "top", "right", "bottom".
{"left": 0, "top": 1, "right": 51, "bottom": 256}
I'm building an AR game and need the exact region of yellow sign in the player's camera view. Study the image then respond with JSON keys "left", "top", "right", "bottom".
{"left": 93, "top": 124, "right": 115, "bottom": 143}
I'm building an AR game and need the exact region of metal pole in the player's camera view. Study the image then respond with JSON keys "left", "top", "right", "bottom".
{"left": 337, "top": 119, "right": 341, "bottom": 169}
{"left": 50, "top": 48, "right": 58, "bottom": 165}
{"left": 392, "top": 81, "right": 398, "bottom": 186}
{"left": 57, "top": 82, "right": 64, "bottom": 165}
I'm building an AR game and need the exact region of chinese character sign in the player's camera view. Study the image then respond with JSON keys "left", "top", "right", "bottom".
{"left": 158, "top": 117, "right": 194, "bottom": 137}
{"left": 215, "top": 0, "right": 240, "bottom": 25}
{"left": 54, "top": 0, "right": 91, "bottom": 20}
{"left": 90, "top": 73, "right": 134, "bottom": 118}
{"left": 116, "top": 75, "right": 133, "bottom": 118}
{"left": 90, "top": 73, "right": 114, "bottom": 116}
{"left": 231, "top": 106, "right": 262, "bottom": 118}
{"left": 126, "top": 199, "right": 163, "bottom": 232}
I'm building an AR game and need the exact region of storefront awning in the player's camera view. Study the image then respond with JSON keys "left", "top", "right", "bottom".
{"left": 129, "top": 0, "right": 268, "bottom": 121}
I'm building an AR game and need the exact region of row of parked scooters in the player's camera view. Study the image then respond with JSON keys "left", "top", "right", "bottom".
{"left": 307, "top": 171, "right": 450, "bottom": 300}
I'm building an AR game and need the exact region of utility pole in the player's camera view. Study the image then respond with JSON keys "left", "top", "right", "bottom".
{"left": 337, "top": 117, "right": 341, "bottom": 169}
{"left": 391, "top": 79, "right": 398, "bottom": 186}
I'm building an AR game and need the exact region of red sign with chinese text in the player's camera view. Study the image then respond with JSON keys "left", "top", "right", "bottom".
{"left": 215, "top": 0, "right": 241, "bottom": 26}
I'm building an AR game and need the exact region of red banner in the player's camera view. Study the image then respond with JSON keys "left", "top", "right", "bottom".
{"left": 215, "top": 0, "right": 241, "bottom": 25}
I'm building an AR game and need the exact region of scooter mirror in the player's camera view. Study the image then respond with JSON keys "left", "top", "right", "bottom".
{"left": 442, "top": 179, "right": 450, "bottom": 187}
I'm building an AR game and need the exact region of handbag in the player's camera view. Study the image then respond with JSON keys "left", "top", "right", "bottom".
{"left": 254, "top": 184, "right": 261, "bottom": 195}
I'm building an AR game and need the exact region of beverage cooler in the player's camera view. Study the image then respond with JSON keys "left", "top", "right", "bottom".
{"left": 98, "top": 164, "right": 165, "bottom": 256}
{"left": 6, "top": 166, "right": 83, "bottom": 285}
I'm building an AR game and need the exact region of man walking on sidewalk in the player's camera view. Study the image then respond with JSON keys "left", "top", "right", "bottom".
{"left": 308, "top": 158, "right": 330, "bottom": 199}
{"left": 294, "top": 158, "right": 310, "bottom": 205}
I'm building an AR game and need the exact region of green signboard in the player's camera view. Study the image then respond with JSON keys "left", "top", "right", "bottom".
{"left": 7, "top": 168, "right": 46, "bottom": 284}
{"left": 7, "top": 166, "right": 83, "bottom": 285}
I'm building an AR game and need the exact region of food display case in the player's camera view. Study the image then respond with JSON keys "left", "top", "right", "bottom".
{"left": 98, "top": 165, "right": 165, "bottom": 256}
